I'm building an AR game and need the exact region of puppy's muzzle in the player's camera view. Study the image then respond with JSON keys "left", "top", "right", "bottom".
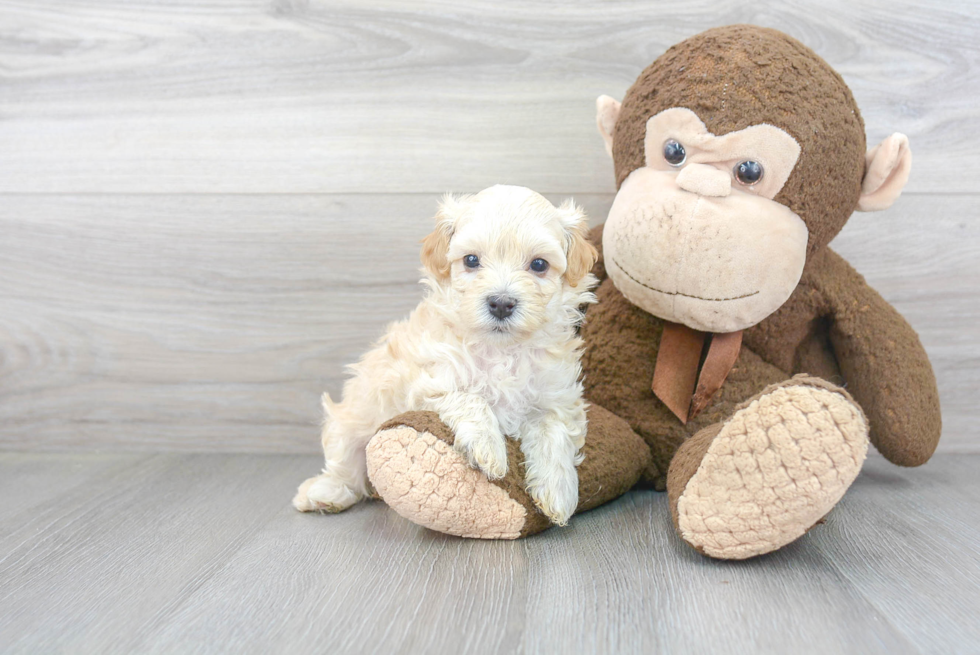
{"left": 487, "top": 294, "right": 518, "bottom": 320}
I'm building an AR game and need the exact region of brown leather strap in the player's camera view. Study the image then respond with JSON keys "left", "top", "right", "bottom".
{"left": 652, "top": 322, "right": 707, "bottom": 424}
{"left": 689, "top": 330, "right": 743, "bottom": 420}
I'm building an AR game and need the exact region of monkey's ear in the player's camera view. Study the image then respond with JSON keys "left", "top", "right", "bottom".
{"left": 596, "top": 95, "right": 622, "bottom": 158}
{"left": 857, "top": 133, "right": 912, "bottom": 212}
{"left": 557, "top": 200, "right": 598, "bottom": 287}
{"left": 420, "top": 194, "right": 466, "bottom": 281}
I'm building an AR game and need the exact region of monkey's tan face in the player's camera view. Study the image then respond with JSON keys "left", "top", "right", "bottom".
{"left": 603, "top": 108, "right": 808, "bottom": 333}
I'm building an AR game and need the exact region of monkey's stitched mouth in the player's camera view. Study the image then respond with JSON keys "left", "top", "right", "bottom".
{"left": 612, "top": 258, "right": 760, "bottom": 302}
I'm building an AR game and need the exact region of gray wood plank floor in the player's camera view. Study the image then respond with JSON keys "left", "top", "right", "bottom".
{"left": 0, "top": 453, "right": 976, "bottom": 654}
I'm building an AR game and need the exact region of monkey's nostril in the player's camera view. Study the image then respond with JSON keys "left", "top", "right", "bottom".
{"left": 487, "top": 295, "right": 517, "bottom": 320}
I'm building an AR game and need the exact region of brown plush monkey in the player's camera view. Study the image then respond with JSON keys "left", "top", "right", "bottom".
{"left": 361, "top": 25, "right": 941, "bottom": 559}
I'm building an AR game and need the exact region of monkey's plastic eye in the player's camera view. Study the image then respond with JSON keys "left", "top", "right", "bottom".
{"left": 530, "top": 258, "right": 549, "bottom": 273}
{"left": 463, "top": 254, "right": 480, "bottom": 269}
{"left": 734, "top": 161, "right": 764, "bottom": 185}
{"left": 663, "top": 139, "right": 686, "bottom": 166}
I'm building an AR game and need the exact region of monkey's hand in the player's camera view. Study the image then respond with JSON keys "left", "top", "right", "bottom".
{"left": 818, "top": 249, "right": 941, "bottom": 466}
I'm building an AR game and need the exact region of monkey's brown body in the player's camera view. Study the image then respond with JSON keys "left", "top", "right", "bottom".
{"left": 354, "top": 25, "right": 942, "bottom": 559}
{"left": 583, "top": 238, "right": 941, "bottom": 491}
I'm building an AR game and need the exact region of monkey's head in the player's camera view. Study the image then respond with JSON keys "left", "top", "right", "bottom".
{"left": 596, "top": 25, "right": 912, "bottom": 333}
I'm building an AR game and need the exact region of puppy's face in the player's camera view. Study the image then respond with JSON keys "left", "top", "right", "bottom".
{"left": 421, "top": 185, "right": 597, "bottom": 341}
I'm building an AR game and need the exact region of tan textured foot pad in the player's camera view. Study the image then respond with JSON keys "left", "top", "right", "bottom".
{"left": 676, "top": 383, "right": 869, "bottom": 560}
{"left": 365, "top": 427, "right": 528, "bottom": 539}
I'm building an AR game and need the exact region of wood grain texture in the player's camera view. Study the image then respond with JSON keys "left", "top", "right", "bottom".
{"left": 0, "top": 194, "right": 435, "bottom": 453}
{"left": 1, "top": 0, "right": 979, "bottom": 194}
{"left": 0, "top": 452, "right": 976, "bottom": 654}
{"left": 1, "top": 5, "right": 975, "bottom": 651}
{"left": 812, "top": 456, "right": 980, "bottom": 654}
{"left": 0, "top": 453, "right": 302, "bottom": 653}
{"left": 1, "top": 192, "right": 976, "bottom": 453}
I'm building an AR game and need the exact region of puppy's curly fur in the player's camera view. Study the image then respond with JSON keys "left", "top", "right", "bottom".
{"left": 293, "top": 185, "right": 598, "bottom": 525}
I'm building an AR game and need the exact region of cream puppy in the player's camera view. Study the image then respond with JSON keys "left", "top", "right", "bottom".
{"left": 293, "top": 185, "right": 598, "bottom": 526}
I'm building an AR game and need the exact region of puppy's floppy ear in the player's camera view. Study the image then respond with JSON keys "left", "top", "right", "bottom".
{"left": 556, "top": 199, "right": 598, "bottom": 287}
{"left": 420, "top": 193, "right": 467, "bottom": 280}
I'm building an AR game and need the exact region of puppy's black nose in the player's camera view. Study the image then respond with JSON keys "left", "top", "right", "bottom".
{"left": 487, "top": 295, "right": 517, "bottom": 320}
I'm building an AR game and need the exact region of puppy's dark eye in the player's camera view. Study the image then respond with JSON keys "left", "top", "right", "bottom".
{"left": 463, "top": 254, "right": 480, "bottom": 269}
{"left": 663, "top": 139, "right": 686, "bottom": 166}
{"left": 529, "top": 258, "right": 549, "bottom": 273}
{"left": 734, "top": 161, "right": 764, "bottom": 185}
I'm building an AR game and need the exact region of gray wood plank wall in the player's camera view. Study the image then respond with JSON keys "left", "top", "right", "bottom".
{"left": 1, "top": 1, "right": 978, "bottom": 453}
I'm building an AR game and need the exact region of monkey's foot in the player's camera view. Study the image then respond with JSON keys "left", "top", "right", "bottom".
{"left": 366, "top": 407, "right": 650, "bottom": 539}
{"left": 668, "top": 376, "right": 869, "bottom": 560}
{"left": 366, "top": 412, "right": 543, "bottom": 539}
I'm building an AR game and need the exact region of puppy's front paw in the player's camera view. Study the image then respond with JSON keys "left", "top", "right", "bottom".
{"left": 528, "top": 465, "right": 579, "bottom": 527}
{"left": 293, "top": 473, "right": 361, "bottom": 513}
{"left": 454, "top": 426, "right": 508, "bottom": 480}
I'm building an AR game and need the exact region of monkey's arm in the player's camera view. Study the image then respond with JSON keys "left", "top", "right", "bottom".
{"left": 588, "top": 223, "right": 608, "bottom": 282}
{"left": 816, "top": 248, "right": 941, "bottom": 466}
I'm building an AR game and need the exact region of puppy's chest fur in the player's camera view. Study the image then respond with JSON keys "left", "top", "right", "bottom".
{"left": 467, "top": 343, "right": 554, "bottom": 436}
